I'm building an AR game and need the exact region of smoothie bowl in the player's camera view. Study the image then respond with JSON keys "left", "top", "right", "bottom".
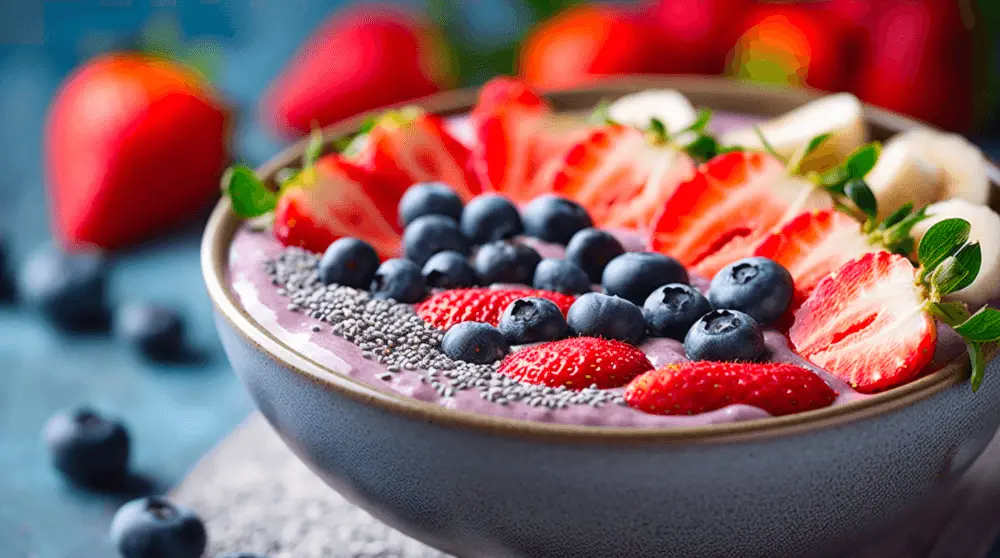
{"left": 203, "top": 77, "right": 1000, "bottom": 558}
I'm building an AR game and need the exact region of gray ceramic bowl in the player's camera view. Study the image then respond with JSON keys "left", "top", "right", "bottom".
{"left": 203, "top": 77, "right": 1000, "bottom": 558}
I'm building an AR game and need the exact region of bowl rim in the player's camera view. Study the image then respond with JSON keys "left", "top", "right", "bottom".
{"left": 203, "top": 75, "right": 1000, "bottom": 445}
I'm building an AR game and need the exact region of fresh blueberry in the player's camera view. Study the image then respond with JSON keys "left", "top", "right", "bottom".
{"left": 110, "top": 496, "right": 207, "bottom": 558}
{"left": 460, "top": 194, "right": 523, "bottom": 245}
{"left": 318, "top": 237, "right": 380, "bottom": 288}
{"left": 43, "top": 407, "right": 130, "bottom": 489}
{"left": 521, "top": 195, "right": 593, "bottom": 245}
{"left": 566, "top": 292, "right": 645, "bottom": 345}
{"left": 402, "top": 215, "right": 470, "bottom": 266}
{"left": 114, "top": 303, "right": 185, "bottom": 361}
{"left": 398, "top": 181, "right": 463, "bottom": 226}
{"left": 473, "top": 241, "right": 541, "bottom": 285}
{"left": 565, "top": 228, "right": 625, "bottom": 283}
{"left": 441, "top": 321, "right": 510, "bottom": 364}
{"left": 498, "top": 297, "right": 568, "bottom": 344}
{"left": 643, "top": 283, "right": 714, "bottom": 340}
{"left": 19, "top": 245, "right": 109, "bottom": 331}
{"left": 602, "top": 252, "right": 689, "bottom": 306}
{"left": 532, "top": 258, "right": 591, "bottom": 295}
{"left": 422, "top": 251, "right": 478, "bottom": 289}
{"left": 371, "top": 259, "right": 426, "bottom": 303}
{"left": 708, "top": 257, "right": 794, "bottom": 325}
{"left": 684, "top": 309, "right": 766, "bottom": 362}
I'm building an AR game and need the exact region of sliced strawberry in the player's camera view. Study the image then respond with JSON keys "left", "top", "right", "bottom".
{"left": 624, "top": 362, "right": 837, "bottom": 417}
{"left": 470, "top": 76, "right": 547, "bottom": 121}
{"left": 690, "top": 231, "right": 763, "bottom": 278}
{"left": 498, "top": 337, "right": 652, "bottom": 389}
{"left": 417, "top": 288, "right": 575, "bottom": 330}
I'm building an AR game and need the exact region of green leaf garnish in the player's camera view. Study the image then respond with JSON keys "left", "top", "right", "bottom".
{"left": 683, "top": 135, "right": 720, "bottom": 162}
{"left": 753, "top": 126, "right": 783, "bottom": 161}
{"left": 845, "top": 179, "right": 877, "bottom": 221}
{"left": 358, "top": 115, "right": 379, "bottom": 135}
{"left": 648, "top": 118, "right": 669, "bottom": 141}
{"left": 926, "top": 301, "right": 972, "bottom": 325}
{"left": 953, "top": 307, "right": 1000, "bottom": 342}
{"left": 927, "top": 256, "right": 972, "bottom": 297}
{"left": 303, "top": 126, "right": 324, "bottom": 168}
{"left": 683, "top": 108, "right": 713, "bottom": 134}
{"left": 969, "top": 342, "right": 986, "bottom": 392}
{"left": 844, "top": 142, "right": 881, "bottom": 180}
{"left": 951, "top": 242, "right": 983, "bottom": 293}
{"left": 917, "top": 218, "right": 972, "bottom": 279}
{"left": 804, "top": 133, "right": 831, "bottom": 158}
{"left": 588, "top": 101, "right": 615, "bottom": 126}
{"left": 222, "top": 165, "right": 277, "bottom": 218}
{"left": 717, "top": 145, "right": 746, "bottom": 154}
{"left": 880, "top": 203, "right": 914, "bottom": 230}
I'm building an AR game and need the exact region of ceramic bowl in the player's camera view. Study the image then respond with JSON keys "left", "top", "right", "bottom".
{"left": 203, "top": 77, "right": 1000, "bottom": 558}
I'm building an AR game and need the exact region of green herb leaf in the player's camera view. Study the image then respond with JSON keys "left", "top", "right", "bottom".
{"left": 927, "top": 301, "right": 972, "bottom": 326}
{"left": 684, "top": 134, "right": 719, "bottom": 162}
{"left": 753, "top": 126, "right": 783, "bottom": 161}
{"left": 717, "top": 145, "right": 745, "bottom": 154}
{"left": 804, "top": 133, "right": 831, "bottom": 158}
{"left": 970, "top": 341, "right": 986, "bottom": 392}
{"left": 954, "top": 307, "right": 1000, "bottom": 342}
{"left": 303, "top": 127, "right": 324, "bottom": 168}
{"left": 951, "top": 242, "right": 983, "bottom": 293}
{"left": 818, "top": 165, "right": 850, "bottom": 193}
{"left": 222, "top": 165, "right": 277, "bottom": 218}
{"left": 880, "top": 203, "right": 914, "bottom": 230}
{"left": 928, "top": 256, "right": 971, "bottom": 296}
{"left": 684, "top": 108, "right": 713, "bottom": 133}
{"left": 845, "top": 179, "right": 878, "bottom": 220}
{"left": 917, "top": 218, "right": 972, "bottom": 275}
{"left": 844, "top": 142, "right": 881, "bottom": 179}
{"left": 648, "top": 118, "right": 669, "bottom": 141}
{"left": 358, "top": 116, "right": 379, "bottom": 135}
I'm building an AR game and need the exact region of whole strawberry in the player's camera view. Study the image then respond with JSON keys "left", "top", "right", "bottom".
{"left": 499, "top": 337, "right": 653, "bottom": 390}
{"left": 417, "top": 288, "right": 575, "bottom": 331}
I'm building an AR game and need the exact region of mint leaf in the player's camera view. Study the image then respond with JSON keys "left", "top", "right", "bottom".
{"left": 970, "top": 341, "right": 986, "bottom": 392}
{"left": 954, "top": 307, "right": 1000, "bottom": 342}
{"left": 818, "top": 165, "right": 850, "bottom": 193}
{"left": 951, "top": 242, "right": 983, "bottom": 293}
{"left": 845, "top": 143, "right": 880, "bottom": 179}
{"left": 929, "top": 256, "right": 971, "bottom": 296}
{"left": 684, "top": 135, "right": 719, "bottom": 162}
{"left": 880, "top": 203, "right": 913, "bottom": 230}
{"left": 927, "top": 301, "right": 972, "bottom": 326}
{"left": 845, "top": 179, "right": 877, "bottom": 220}
{"left": 684, "top": 108, "right": 713, "bottom": 133}
{"left": 222, "top": 165, "right": 277, "bottom": 218}
{"left": 753, "top": 126, "right": 783, "bottom": 161}
{"left": 648, "top": 118, "right": 669, "bottom": 141}
{"left": 303, "top": 127, "right": 324, "bottom": 168}
{"left": 918, "top": 218, "right": 972, "bottom": 275}
{"left": 804, "top": 133, "right": 831, "bottom": 158}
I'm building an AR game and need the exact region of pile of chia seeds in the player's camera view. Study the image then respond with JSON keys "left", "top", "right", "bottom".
{"left": 265, "top": 248, "right": 625, "bottom": 409}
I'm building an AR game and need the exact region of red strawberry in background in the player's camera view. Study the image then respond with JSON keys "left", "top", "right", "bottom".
{"left": 499, "top": 337, "right": 653, "bottom": 390}
{"left": 46, "top": 54, "right": 229, "bottom": 251}
{"left": 648, "top": 0, "right": 753, "bottom": 74}
{"left": 417, "top": 288, "right": 575, "bottom": 330}
{"left": 262, "top": 4, "right": 453, "bottom": 137}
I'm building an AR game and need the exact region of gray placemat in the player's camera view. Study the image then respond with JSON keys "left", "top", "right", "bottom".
{"left": 173, "top": 414, "right": 1000, "bottom": 558}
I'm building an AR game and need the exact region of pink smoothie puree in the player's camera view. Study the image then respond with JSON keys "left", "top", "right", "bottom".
{"left": 225, "top": 112, "right": 967, "bottom": 428}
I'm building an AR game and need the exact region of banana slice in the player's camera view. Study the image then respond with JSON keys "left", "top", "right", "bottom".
{"left": 912, "top": 199, "right": 1000, "bottom": 308}
{"left": 607, "top": 90, "right": 698, "bottom": 133}
{"left": 865, "top": 134, "right": 944, "bottom": 219}
{"left": 892, "top": 129, "right": 991, "bottom": 206}
{"left": 721, "top": 93, "right": 867, "bottom": 172}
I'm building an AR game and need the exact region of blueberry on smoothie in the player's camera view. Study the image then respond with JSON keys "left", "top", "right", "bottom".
{"left": 532, "top": 258, "right": 591, "bottom": 295}
{"left": 602, "top": 252, "right": 688, "bottom": 306}
{"left": 474, "top": 241, "right": 541, "bottom": 286}
{"left": 422, "top": 251, "right": 478, "bottom": 289}
{"left": 43, "top": 407, "right": 130, "bottom": 489}
{"left": 498, "top": 297, "right": 568, "bottom": 344}
{"left": 566, "top": 292, "right": 645, "bottom": 345}
{"left": 114, "top": 302, "right": 186, "bottom": 361}
{"left": 521, "top": 195, "right": 593, "bottom": 245}
{"left": 460, "top": 194, "right": 523, "bottom": 245}
{"left": 398, "top": 181, "right": 463, "bottom": 226}
{"left": 371, "top": 259, "right": 426, "bottom": 303}
{"left": 318, "top": 237, "right": 380, "bottom": 288}
{"left": 684, "top": 309, "right": 766, "bottom": 362}
{"left": 19, "top": 245, "right": 109, "bottom": 331}
{"left": 402, "top": 215, "right": 470, "bottom": 266}
{"left": 110, "top": 496, "right": 207, "bottom": 558}
{"left": 643, "top": 283, "right": 713, "bottom": 340}
{"left": 442, "top": 321, "right": 510, "bottom": 364}
{"left": 565, "top": 228, "right": 625, "bottom": 283}
{"left": 708, "top": 257, "right": 793, "bottom": 325}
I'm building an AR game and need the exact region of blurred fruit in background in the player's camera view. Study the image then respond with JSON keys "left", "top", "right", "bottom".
{"left": 649, "top": 0, "right": 752, "bottom": 75}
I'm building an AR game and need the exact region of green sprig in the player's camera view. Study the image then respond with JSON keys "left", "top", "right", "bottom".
{"left": 222, "top": 165, "right": 276, "bottom": 218}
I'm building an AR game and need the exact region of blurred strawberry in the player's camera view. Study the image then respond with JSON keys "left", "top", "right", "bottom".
{"left": 262, "top": 5, "right": 453, "bottom": 137}
{"left": 45, "top": 54, "right": 229, "bottom": 251}
{"left": 648, "top": 0, "right": 753, "bottom": 74}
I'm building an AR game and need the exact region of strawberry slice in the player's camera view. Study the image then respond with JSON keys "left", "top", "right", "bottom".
{"left": 417, "top": 288, "right": 575, "bottom": 330}
{"left": 624, "top": 362, "right": 837, "bottom": 417}
{"left": 498, "top": 337, "right": 653, "bottom": 389}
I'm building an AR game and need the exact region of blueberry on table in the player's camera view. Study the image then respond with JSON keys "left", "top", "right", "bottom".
{"left": 115, "top": 302, "right": 186, "bottom": 361}
{"left": 398, "top": 181, "right": 463, "bottom": 226}
{"left": 643, "top": 283, "right": 713, "bottom": 340}
{"left": 110, "top": 496, "right": 207, "bottom": 558}
{"left": 318, "top": 237, "right": 380, "bottom": 289}
{"left": 521, "top": 195, "right": 593, "bottom": 245}
{"left": 684, "top": 309, "right": 766, "bottom": 362}
{"left": 422, "top": 251, "right": 478, "bottom": 289}
{"left": 371, "top": 259, "right": 426, "bottom": 303}
{"left": 498, "top": 297, "right": 568, "bottom": 344}
{"left": 402, "top": 215, "right": 470, "bottom": 266}
{"left": 43, "top": 407, "right": 130, "bottom": 489}
{"left": 565, "top": 228, "right": 625, "bottom": 283}
{"left": 474, "top": 241, "right": 541, "bottom": 286}
{"left": 533, "top": 258, "right": 591, "bottom": 295}
{"left": 442, "top": 321, "right": 510, "bottom": 364}
{"left": 602, "top": 252, "right": 688, "bottom": 306}
{"left": 566, "top": 292, "right": 645, "bottom": 345}
{"left": 18, "top": 245, "right": 109, "bottom": 331}
{"left": 460, "top": 194, "right": 523, "bottom": 245}
{"left": 708, "top": 257, "right": 793, "bottom": 325}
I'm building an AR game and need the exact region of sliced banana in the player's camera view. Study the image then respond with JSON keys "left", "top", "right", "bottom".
{"left": 865, "top": 134, "right": 944, "bottom": 219}
{"left": 721, "top": 93, "right": 867, "bottom": 172}
{"left": 892, "top": 129, "right": 991, "bottom": 206}
{"left": 607, "top": 90, "right": 698, "bottom": 134}
{"left": 912, "top": 199, "right": 1000, "bottom": 308}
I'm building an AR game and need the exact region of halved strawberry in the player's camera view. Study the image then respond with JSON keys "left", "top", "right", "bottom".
{"left": 417, "top": 288, "right": 575, "bottom": 330}
{"left": 624, "top": 362, "right": 837, "bottom": 417}
{"left": 498, "top": 337, "right": 652, "bottom": 389}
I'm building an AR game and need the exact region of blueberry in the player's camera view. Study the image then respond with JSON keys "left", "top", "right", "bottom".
{"left": 318, "top": 237, "right": 380, "bottom": 288}
{"left": 371, "top": 259, "right": 426, "bottom": 303}
{"left": 114, "top": 303, "right": 185, "bottom": 361}
{"left": 566, "top": 292, "right": 645, "bottom": 344}
{"left": 441, "top": 321, "right": 510, "bottom": 364}
{"left": 643, "top": 283, "right": 713, "bottom": 340}
{"left": 402, "top": 215, "right": 470, "bottom": 266}
{"left": 110, "top": 496, "right": 207, "bottom": 558}
{"left": 602, "top": 252, "right": 688, "bottom": 306}
{"left": 532, "top": 258, "right": 591, "bottom": 295}
{"left": 398, "top": 181, "right": 463, "bottom": 226}
{"left": 708, "top": 257, "right": 793, "bottom": 325}
{"left": 684, "top": 309, "right": 766, "bottom": 362}
{"left": 565, "top": 228, "right": 625, "bottom": 283}
{"left": 422, "top": 251, "right": 477, "bottom": 289}
{"left": 521, "top": 195, "right": 593, "bottom": 245}
{"left": 473, "top": 241, "right": 541, "bottom": 285}
{"left": 19, "top": 245, "right": 109, "bottom": 331}
{"left": 43, "top": 407, "right": 130, "bottom": 489}
{"left": 460, "top": 194, "right": 523, "bottom": 245}
{"left": 498, "top": 297, "right": 568, "bottom": 344}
